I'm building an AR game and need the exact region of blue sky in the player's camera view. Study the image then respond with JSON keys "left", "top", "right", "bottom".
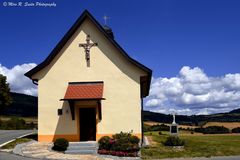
{"left": 0, "top": 0, "right": 240, "bottom": 115}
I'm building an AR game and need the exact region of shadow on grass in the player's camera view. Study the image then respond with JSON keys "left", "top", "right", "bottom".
{"left": 23, "top": 133, "right": 38, "bottom": 141}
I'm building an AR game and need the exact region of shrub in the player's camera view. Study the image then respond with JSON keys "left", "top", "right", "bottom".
{"left": 98, "top": 132, "right": 140, "bottom": 157}
{"left": 194, "top": 127, "right": 205, "bottom": 133}
{"left": 203, "top": 126, "right": 229, "bottom": 134}
{"left": 163, "top": 136, "right": 185, "bottom": 146}
{"left": 98, "top": 136, "right": 111, "bottom": 150}
{"left": 28, "top": 122, "right": 35, "bottom": 129}
{"left": 232, "top": 127, "right": 240, "bottom": 133}
{"left": 143, "top": 124, "right": 150, "bottom": 132}
{"left": 112, "top": 132, "right": 130, "bottom": 139}
{"left": 0, "top": 117, "right": 35, "bottom": 130}
{"left": 194, "top": 126, "right": 230, "bottom": 134}
{"left": 112, "top": 132, "right": 134, "bottom": 151}
{"left": 179, "top": 127, "right": 194, "bottom": 132}
{"left": 52, "top": 138, "right": 69, "bottom": 151}
{"left": 149, "top": 124, "right": 170, "bottom": 131}
{"left": 129, "top": 135, "right": 140, "bottom": 144}
{"left": 5, "top": 117, "right": 26, "bottom": 129}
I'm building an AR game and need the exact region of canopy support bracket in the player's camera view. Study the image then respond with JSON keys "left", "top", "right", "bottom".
{"left": 68, "top": 100, "right": 75, "bottom": 120}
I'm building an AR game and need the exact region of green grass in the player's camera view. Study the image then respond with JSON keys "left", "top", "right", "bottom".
{"left": 141, "top": 131, "right": 240, "bottom": 159}
{"left": 1, "top": 138, "right": 32, "bottom": 149}
{"left": 1, "top": 134, "right": 37, "bottom": 149}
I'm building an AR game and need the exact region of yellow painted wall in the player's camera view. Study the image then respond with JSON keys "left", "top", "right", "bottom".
{"left": 32, "top": 17, "right": 147, "bottom": 142}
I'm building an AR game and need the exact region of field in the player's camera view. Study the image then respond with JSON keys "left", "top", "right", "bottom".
{"left": 203, "top": 122, "right": 240, "bottom": 130}
{"left": 144, "top": 121, "right": 240, "bottom": 130}
{"left": 141, "top": 131, "right": 240, "bottom": 159}
{"left": 144, "top": 121, "right": 198, "bottom": 129}
{"left": 0, "top": 116, "right": 37, "bottom": 124}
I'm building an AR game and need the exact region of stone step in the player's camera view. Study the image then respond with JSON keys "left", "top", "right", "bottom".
{"left": 67, "top": 145, "right": 97, "bottom": 150}
{"left": 65, "top": 141, "right": 98, "bottom": 154}
{"left": 65, "top": 149, "right": 97, "bottom": 154}
{"left": 68, "top": 141, "right": 97, "bottom": 147}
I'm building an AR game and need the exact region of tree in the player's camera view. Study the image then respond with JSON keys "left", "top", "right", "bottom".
{"left": 0, "top": 74, "right": 12, "bottom": 111}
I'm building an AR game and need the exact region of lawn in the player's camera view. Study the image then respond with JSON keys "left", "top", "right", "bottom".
{"left": 141, "top": 131, "right": 240, "bottom": 159}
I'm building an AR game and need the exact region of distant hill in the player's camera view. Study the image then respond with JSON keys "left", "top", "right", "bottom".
{"left": 229, "top": 108, "right": 240, "bottom": 114}
{"left": 1, "top": 92, "right": 240, "bottom": 124}
{"left": 0, "top": 92, "right": 37, "bottom": 117}
{"left": 143, "top": 109, "right": 240, "bottom": 126}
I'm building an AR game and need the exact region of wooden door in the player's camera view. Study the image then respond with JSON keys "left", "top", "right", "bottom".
{"left": 79, "top": 108, "right": 96, "bottom": 141}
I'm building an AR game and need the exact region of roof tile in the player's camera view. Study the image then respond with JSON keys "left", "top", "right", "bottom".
{"left": 64, "top": 82, "right": 103, "bottom": 100}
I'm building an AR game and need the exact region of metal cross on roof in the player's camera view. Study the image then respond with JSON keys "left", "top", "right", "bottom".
{"left": 79, "top": 35, "right": 98, "bottom": 67}
{"left": 103, "top": 15, "right": 110, "bottom": 25}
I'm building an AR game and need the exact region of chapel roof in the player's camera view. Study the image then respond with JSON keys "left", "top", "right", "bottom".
{"left": 25, "top": 10, "right": 152, "bottom": 97}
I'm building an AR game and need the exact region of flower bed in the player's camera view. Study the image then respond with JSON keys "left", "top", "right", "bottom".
{"left": 98, "top": 132, "right": 140, "bottom": 157}
{"left": 98, "top": 149, "right": 138, "bottom": 157}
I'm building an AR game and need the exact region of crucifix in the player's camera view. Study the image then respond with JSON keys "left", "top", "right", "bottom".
{"left": 79, "top": 35, "right": 98, "bottom": 67}
{"left": 170, "top": 111, "right": 178, "bottom": 135}
{"left": 172, "top": 112, "right": 176, "bottom": 124}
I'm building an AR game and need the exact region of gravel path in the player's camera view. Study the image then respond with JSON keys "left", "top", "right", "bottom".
{"left": 13, "top": 141, "right": 140, "bottom": 160}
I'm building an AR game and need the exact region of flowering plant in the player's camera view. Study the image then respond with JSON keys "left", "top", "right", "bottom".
{"left": 98, "top": 132, "right": 140, "bottom": 157}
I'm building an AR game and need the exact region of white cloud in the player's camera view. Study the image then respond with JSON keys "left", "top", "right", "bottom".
{"left": 0, "top": 63, "right": 37, "bottom": 96}
{"left": 145, "top": 66, "right": 240, "bottom": 115}
{"left": 146, "top": 99, "right": 161, "bottom": 107}
{"left": 180, "top": 66, "right": 209, "bottom": 83}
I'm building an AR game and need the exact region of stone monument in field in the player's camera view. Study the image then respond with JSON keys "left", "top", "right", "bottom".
{"left": 170, "top": 112, "right": 178, "bottom": 135}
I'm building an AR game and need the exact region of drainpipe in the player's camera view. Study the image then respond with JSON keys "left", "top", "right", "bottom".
{"left": 141, "top": 97, "right": 144, "bottom": 146}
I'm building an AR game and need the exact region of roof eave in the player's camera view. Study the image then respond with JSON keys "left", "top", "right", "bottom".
{"left": 60, "top": 98, "right": 105, "bottom": 101}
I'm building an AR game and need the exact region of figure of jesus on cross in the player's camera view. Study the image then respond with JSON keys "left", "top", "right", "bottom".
{"left": 79, "top": 34, "right": 98, "bottom": 67}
